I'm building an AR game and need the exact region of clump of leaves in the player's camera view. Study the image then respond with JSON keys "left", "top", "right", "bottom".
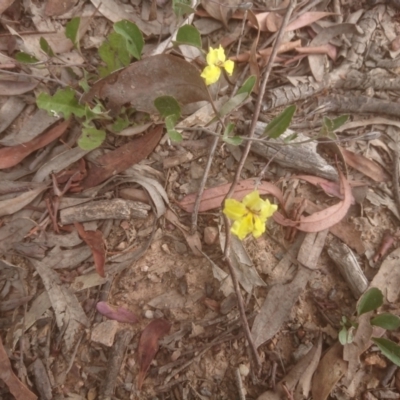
{"left": 339, "top": 287, "right": 400, "bottom": 367}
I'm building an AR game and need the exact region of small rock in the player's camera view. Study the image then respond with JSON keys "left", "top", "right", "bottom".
{"left": 204, "top": 226, "right": 218, "bottom": 245}
{"left": 171, "top": 350, "right": 181, "bottom": 361}
{"left": 91, "top": 320, "right": 119, "bottom": 346}
{"left": 239, "top": 364, "right": 250, "bottom": 377}
{"left": 144, "top": 310, "right": 154, "bottom": 319}
{"left": 190, "top": 162, "right": 204, "bottom": 179}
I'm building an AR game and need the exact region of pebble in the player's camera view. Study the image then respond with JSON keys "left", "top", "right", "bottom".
{"left": 144, "top": 310, "right": 154, "bottom": 319}
{"left": 204, "top": 226, "right": 218, "bottom": 245}
{"left": 239, "top": 364, "right": 250, "bottom": 377}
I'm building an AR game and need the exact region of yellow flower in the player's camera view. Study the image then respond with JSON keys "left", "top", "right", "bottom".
{"left": 223, "top": 191, "right": 277, "bottom": 240}
{"left": 201, "top": 45, "right": 234, "bottom": 86}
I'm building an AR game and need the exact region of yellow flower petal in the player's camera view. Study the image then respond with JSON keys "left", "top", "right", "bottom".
{"left": 242, "top": 191, "right": 262, "bottom": 210}
{"left": 223, "top": 199, "right": 247, "bottom": 220}
{"left": 223, "top": 59, "right": 234, "bottom": 75}
{"left": 259, "top": 200, "right": 278, "bottom": 221}
{"left": 231, "top": 213, "right": 253, "bottom": 240}
{"left": 201, "top": 65, "right": 221, "bottom": 85}
{"left": 253, "top": 215, "right": 266, "bottom": 238}
{"left": 206, "top": 47, "right": 222, "bottom": 66}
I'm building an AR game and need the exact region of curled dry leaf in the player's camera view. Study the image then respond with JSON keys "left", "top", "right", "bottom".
{"left": 74, "top": 222, "right": 106, "bottom": 277}
{"left": 82, "top": 54, "right": 210, "bottom": 115}
{"left": 177, "top": 179, "right": 285, "bottom": 213}
{"left": 274, "top": 169, "right": 352, "bottom": 233}
{"left": 0, "top": 336, "right": 37, "bottom": 400}
{"left": 137, "top": 319, "right": 171, "bottom": 390}
{"left": 0, "top": 119, "right": 70, "bottom": 169}
{"left": 96, "top": 301, "right": 139, "bottom": 324}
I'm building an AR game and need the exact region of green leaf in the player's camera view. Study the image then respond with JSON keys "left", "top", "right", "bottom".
{"left": 167, "top": 129, "right": 183, "bottom": 142}
{"left": 284, "top": 133, "right": 298, "bottom": 143}
{"left": 113, "top": 20, "right": 144, "bottom": 60}
{"left": 154, "top": 96, "right": 181, "bottom": 119}
{"left": 165, "top": 114, "right": 178, "bottom": 130}
{"left": 372, "top": 338, "right": 400, "bottom": 367}
{"left": 175, "top": 25, "right": 202, "bottom": 48}
{"left": 357, "top": 287, "right": 384, "bottom": 316}
{"left": 112, "top": 116, "right": 130, "bottom": 132}
{"left": 219, "top": 93, "right": 248, "bottom": 117}
{"left": 223, "top": 122, "right": 235, "bottom": 137}
{"left": 65, "top": 17, "right": 80, "bottom": 46}
{"left": 65, "top": 17, "right": 81, "bottom": 46}
{"left": 78, "top": 126, "right": 106, "bottom": 150}
{"left": 37, "top": 87, "right": 85, "bottom": 119}
{"left": 332, "top": 115, "right": 349, "bottom": 131}
{"left": 263, "top": 105, "right": 296, "bottom": 139}
{"left": 40, "top": 37, "right": 55, "bottom": 57}
{"left": 15, "top": 52, "right": 39, "bottom": 64}
{"left": 371, "top": 314, "right": 400, "bottom": 330}
{"left": 223, "top": 136, "right": 243, "bottom": 146}
{"left": 172, "top": 0, "right": 195, "bottom": 16}
{"left": 236, "top": 75, "right": 256, "bottom": 96}
{"left": 339, "top": 327, "right": 349, "bottom": 345}
{"left": 99, "top": 32, "right": 130, "bottom": 76}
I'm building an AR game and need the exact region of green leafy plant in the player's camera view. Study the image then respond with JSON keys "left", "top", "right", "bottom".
{"left": 338, "top": 287, "right": 400, "bottom": 367}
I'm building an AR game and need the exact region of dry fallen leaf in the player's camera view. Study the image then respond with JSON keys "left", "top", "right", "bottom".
{"left": 82, "top": 54, "right": 210, "bottom": 115}
{"left": 45, "top": 0, "right": 77, "bottom": 15}
{"left": 0, "top": 119, "right": 70, "bottom": 169}
{"left": 96, "top": 301, "right": 139, "bottom": 324}
{"left": 74, "top": 222, "right": 106, "bottom": 278}
{"left": 83, "top": 125, "right": 163, "bottom": 189}
{"left": 339, "top": 146, "right": 390, "bottom": 182}
{"left": 177, "top": 179, "right": 285, "bottom": 213}
{"left": 274, "top": 169, "right": 352, "bottom": 232}
{"left": 0, "top": 79, "right": 38, "bottom": 96}
{"left": 137, "top": 319, "right": 171, "bottom": 390}
{"left": 0, "top": 336, "right": 37, "bottom": 400}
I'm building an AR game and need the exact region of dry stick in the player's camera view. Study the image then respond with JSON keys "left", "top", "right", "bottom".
{"left": 392, "top": 137, "right": 400, "bottom": 217}
{"left": 191, "top": 129, "right": 220, "bottom": 233}
{"left": 222, "top": 0, "right": 297, "bottom": 373}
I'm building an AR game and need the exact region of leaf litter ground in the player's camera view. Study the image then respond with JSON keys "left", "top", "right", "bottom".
{"left": 2, "top": 0, "right": 400, "bottom": 399}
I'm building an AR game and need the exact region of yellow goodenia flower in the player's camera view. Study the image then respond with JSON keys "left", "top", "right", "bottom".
{"left": 201, "top": 45, "right": 234, "bottom": 86}
{"left": 223, "top": 191, "right": 278, "bottom": 240}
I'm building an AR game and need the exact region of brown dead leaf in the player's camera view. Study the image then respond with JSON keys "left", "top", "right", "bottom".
{"left": 0, "top": 0, "right": 15, "bottom": 14}
{"left": 83, "top": 125, "right": 162, "bottom": 189}
{"left": 137, "top": 319, "right": 171, "bottom": 390}
{"left": 96, "top": 301, "right": 139, "bottom": 323}
{"left": 45, "top": 0, "right": 77, "bottom": 15}
{"left": 339, "top": 146, "right": 390, "bottom": 182}
{"left": 274, "top": 169, "right": 352, "bottom": 232}
{"left": 201, "top": 0, "right": 241, "bottom": 26}
{"left": 164, "top": 209, "right": 202, "bottom": 256}
{"left": 311, "top": 342, "right": 347, "bottom": 400}
{"left": 296, "top": 44, "right": 338, "bottom": 61}
{"left": 0, "top": 336, "right": 37, "bottom": 400}
{"left": 74, "top": 223, "right": 106, "bottom": 277}
{"left": 0, "top": 119, "right": 70, "bottom": 169}
{"left": 0, "top": 79, "right": 38, "bottom": 96}
{"left": 177, "top": 179, "right": 285, "bottom": 213}
{"left": 265, "top": 12, "right": 282, "bottom": 32}
{"left": 82, "top": 55, "right": 210, "bottom": 115}
{"left": 285, "top": 12, "right": 337, "bottom": 31}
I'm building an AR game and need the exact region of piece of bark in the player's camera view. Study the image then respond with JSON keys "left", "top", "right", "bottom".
{"left": 31, "top": 358, "right": 52, "bottom": 400}
{"left": 327, "top": 241, "right": 368, "bottom": 298}
{"left": 100, "top": 329, "right": 134, "bottom": 400}
{"left": 297, "top": 230, "right": 329, "bottom": 269}
{"left": 60, "top": 199, "right": 150, "bottom": 225}
{"left": 252, "top": 124, "right": 338, "bottom": 181}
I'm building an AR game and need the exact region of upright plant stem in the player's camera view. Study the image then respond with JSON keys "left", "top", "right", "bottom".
{"left": 222, "top": 0, "right": 297, "bottom": 372}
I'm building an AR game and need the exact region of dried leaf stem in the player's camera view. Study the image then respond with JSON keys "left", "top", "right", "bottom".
{"left": 222, "top": 0, "right": 297, "bottom": 372}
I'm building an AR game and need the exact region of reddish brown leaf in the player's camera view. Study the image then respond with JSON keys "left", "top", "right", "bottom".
{"left": 373, "top": 230, "right": 395, "bottom": 262}
{"left": 137, "top": 319, "right": 171, "bottom": 390}
{"left": 82, "top": 125, "right": 162, "bottom": 189}
{"left": 82, "top": 54, "right": 210, "bottom": 115}
{"left": 339, "top": 146, "right": 390, "bottom": 182}
{"left": 274, "top": 169, "right": 352, "bottom": 233}
{"left": 0, "top": 336, "right": 37, "bottom": 400}
{"left": 96, "top": 301, "right": 139, "bottom": 323}
{"left": 74, "top": 222, "right": 106, "bottom": 277}
{"left": 177, "top": 179, "right": 285, "bottom": 213}
{"left": 285, "top": 12, "right": 337, "bottom": 31}
{"left": 0, "top": 0, "right": 15, "bottom": 14}
{"left": 0, "top": 119, "right": 70, "bottom": 169}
